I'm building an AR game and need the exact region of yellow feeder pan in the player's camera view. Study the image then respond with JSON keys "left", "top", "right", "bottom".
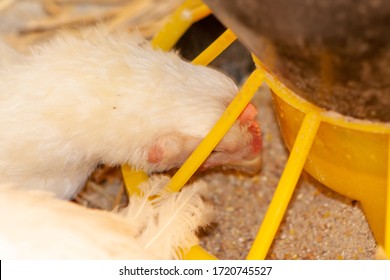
{"left": 121, "top": 0, "right": 390, "bottom": 259}
{"left": 264, "top": 63, "right": 390, "bottom": 247}
{"left": 248, "top": 60, "right": 390, "bottom": 259}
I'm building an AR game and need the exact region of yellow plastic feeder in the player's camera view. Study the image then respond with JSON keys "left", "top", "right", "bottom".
{"left": 121, "top": 0, "right": 390, "bottom": 260}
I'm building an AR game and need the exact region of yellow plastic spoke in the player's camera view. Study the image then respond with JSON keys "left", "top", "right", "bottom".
{"left": 192, "top": 29, "right": 236, "bottom": 66}
{"left": 121, "top": 165, "right": 148, "bottom": 196}
{"left": 151, "top": 0, "right": 210, "bottom": 51}
{"left": 247, "top": 112, "right": 321, "bottom": 260}
{"left": 184, "top": 245, "right": 218, "bottom": 260}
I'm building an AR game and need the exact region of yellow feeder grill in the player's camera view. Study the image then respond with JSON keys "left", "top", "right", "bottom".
{"left": 121, "top": 0, "right": 390, "bottom": 260}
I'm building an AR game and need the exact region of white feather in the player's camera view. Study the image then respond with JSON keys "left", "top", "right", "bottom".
{"left": 137, "top": 178, "right": 213, "bottom": 259}
{"left": 120, "top": 175, "right": 170, "bottom": 236}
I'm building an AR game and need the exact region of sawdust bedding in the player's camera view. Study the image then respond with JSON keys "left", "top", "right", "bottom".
{"left": 0, "top": 0, "right": 376, "bottom": 259}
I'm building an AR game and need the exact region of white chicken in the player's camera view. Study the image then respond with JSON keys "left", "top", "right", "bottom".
{"left": 0, "top": 175, "right": 212, "bottom": 259}
{"left": 0, "top": 28, "right": 262, "bottom": 199}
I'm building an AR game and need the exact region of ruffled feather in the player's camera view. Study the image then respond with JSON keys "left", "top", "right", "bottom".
{"left": 122, "top": 175, "right": 213, "bottom": 259}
